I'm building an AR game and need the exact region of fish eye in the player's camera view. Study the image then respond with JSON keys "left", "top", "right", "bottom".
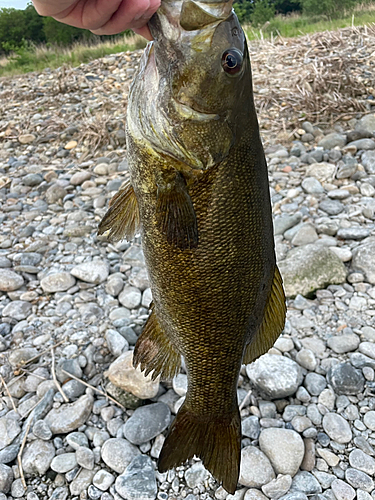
{"left": 221, "top": 49, "right": 243, "bottom": 76}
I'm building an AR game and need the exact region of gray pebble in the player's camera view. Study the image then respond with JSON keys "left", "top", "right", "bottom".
{"left": 124, "top": 402, "right": 171, "bottom": 445}
{"left": 115, "top": 455, "right": 157, "bottom": 500}
{"left": 322, "top": 413, "right": 352, "bottom": 444}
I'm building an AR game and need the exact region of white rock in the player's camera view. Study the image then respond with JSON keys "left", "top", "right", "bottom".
{"left": 239, "top": 446, "right": 275, "bottom": 488}
{"left": 259, "top": 428, "right": 305, "bottom": 476}
{"left": 71, "top": 260, "right": 109, "bottom": 284}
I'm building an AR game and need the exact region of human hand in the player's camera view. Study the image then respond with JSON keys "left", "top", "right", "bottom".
{"left": 32, "top": 0, "right": 161, "bottom": 40}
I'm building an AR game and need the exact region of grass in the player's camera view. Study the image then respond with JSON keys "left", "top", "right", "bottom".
{"left": 0, "top": 34, "right": 147, "bottom": 78}
{"left": 1, "top": 3, "right": 375, "bottom": 77}
{"left": 246, "top": 3, "right": 375, "bottom": 40}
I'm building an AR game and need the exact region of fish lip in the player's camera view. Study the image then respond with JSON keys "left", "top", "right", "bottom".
{"left": 172, "top": 98, "right": 219, "bottom": 122}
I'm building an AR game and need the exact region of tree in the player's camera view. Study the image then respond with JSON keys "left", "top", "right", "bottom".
{"left": 0, "top": 8, "right": 28, "bottom": 52}
{"left": 299, "top": 0, "right": 356, "bottom": 17}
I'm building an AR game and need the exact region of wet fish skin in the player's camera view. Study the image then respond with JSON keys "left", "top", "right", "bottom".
{"left": 99, "top": 0, "right": 286, "bottom": 493}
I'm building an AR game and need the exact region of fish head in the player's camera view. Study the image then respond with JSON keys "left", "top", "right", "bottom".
{"left": 128, "top": 0, "right": 254, "bottom": 171}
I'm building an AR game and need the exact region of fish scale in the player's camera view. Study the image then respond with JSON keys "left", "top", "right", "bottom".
{"left": 98, "top": 0, "right": 286, "bottom": 493}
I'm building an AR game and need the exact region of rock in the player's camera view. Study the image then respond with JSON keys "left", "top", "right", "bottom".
{"left": 306, "top": 163, "right": 336, "bottom": 182}
{"left": 362, "top": 150, "right": 375, "bottom": 175}
{"left": 239, "top": 446, "right": 275, "bottom": 488}
{"left": 318, "top": 133, "right": 346, "bottom": 149}
{"left": 259, "top": 428, "right": 305, "bottom": 476}
{"left": 0, "top": 417, "right": 21, "bottom": 451}
{"left": 172, "top": 373, "right": 188, "bottom": 396}
{"left": 70, "top": 261, "right": 109, "bottom": 284}
{"left": 327, "top": 334, "right": 360, "bottom": 354}
{"left": 247, "top": 354, "right": 303, "bottom": 398}
{"left": 245, "top": 489, "right": 269, "bottom": 500}
{"left": 66, "top": 432, "right": 89, "bottom": 450}
{"left": 348, "top": 449, "right": 375, "bottom": 475}
{"left": 290, "top": 471, "right": 322, "bottom": 495}
{"left": 0, "top": 269, "right": 24, "bottom": 292}
{"left": 69, "top": 469, "right": 96, "bottom": 496}
{"left": 119, "top": 286, "right": 142, "bottom": 309}
{"left": 18, "top": 134, "right": 36, "bottom": 144}
{"left": 93, "top": 469, "right": 115, "bottom": 491}
{"left": 101, "top": 438, "right": 140, "bottom": 473}
{"left": 70, "top": 171, "right": 91, "bottom": 185}
{"left": 327, "top": 362, "right": 365, "bottom": 395}
{"left": 291, "top": 224, "right": 318, "bottom": 246}
{"left": 22, "top": 439, "right": 55, "bottom": 475}
{"left": 2, "top": 300, "right": 32, "bottom": 320}
{"left": 278, "top": 244, "right": 347, "bottom": 298}
{"left": 301, "top": 177, "right": 324, "bottom": 195}
{"left": 337, "top": 227, "right": 370, "bottom": 240}
{"left": 104, "top": 351, "right": 159, "bottom": 399}
{"left": 0, "top": 464, "right": 13, "bottom": 493}
{"left": 347, "top": 139, "right": 375, "bottom": 150}
{"left": 295, "top": 349, "right": 317, "bottom": 371}
{"left": 105, "top": 329, "right": 128, "bottom": 357}
{"left": 352, "top": 238, "right": 375, "bottom": 284}
{"left": 345, "top": 468, "right": 374, "bottom": 492}
{"left": 304, "top": 373, "right": 326, "bottom": 396}
{"left": 322, "top": 413, "right": 352, "bottom": 443}
{"left": 76, "top": 446, "right": 95, "bottom": 470}
{"left": 274, "top": 214, "right": 302, "bottom": 236}
{"left": 115, "top": 455, "right": 157, "bottom": 500}
{"left": 331, "top": 479, "right": 355, "bottom": 500}
{"left": 185, "top": 462, "right": 209, "bottom": 488}
{"left": 44, "top": 395, "right": 93, "bottom": 434}
{"left": 319, "top": 199, "right": 344, "bottom": 215}
{"left": 363, "top": 410, "right": 375, "bottom": 430}
{"left": 45, "top": 183, "right": 67, "bottom": 204}
{"left": 242, "top": 416, "right": 260, "bottom": 440}
{"left": 33, "top": 420, "right": 52, "bottom": 441}
{"left": 262, "top": 475, "right": 292, "bottom": 500}
{"left": 41, "top": 272, "right": 76, "bottom": 293}
{"left": 357, "top": 113, "right": 375, "bottom": 133}
{"left": 50, "top": 453, "right": 77, "bottom": 473}
{"left": 123, "top": 403, "right": 171, "bottom": 445}
{"left": 300, "top": 438, "right": 315, "bottom": 471}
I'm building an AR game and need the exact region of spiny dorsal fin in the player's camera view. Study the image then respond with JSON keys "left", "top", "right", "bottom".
{"left": 180, "top": 0, "right": 222, "bottom": 30}
{"left": 243, "top": 265, "right": 286, "bottom": 364}
{"left": 98, "top": 181, "right": 140, "bottom": 243}
{"left": 133, "top": 305, "right": 181, "bottom": 381}
{"left": 156, "top": 172, "right": 198, "bottom": 250}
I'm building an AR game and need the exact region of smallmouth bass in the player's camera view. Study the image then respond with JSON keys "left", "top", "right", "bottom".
{"left": 99, "top": 0, "right": 286, "bottom": 493}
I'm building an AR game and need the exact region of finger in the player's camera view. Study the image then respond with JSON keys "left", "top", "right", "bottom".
{"left": 91, "top": 0, "right": 160, "bottom": 36}
{"left": 133, "top": 25, "right": 153, "bottom": 41}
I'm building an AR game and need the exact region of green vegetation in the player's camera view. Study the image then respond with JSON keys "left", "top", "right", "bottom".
{"left": 0, "top": 1, "right": 374, "bottom": 77}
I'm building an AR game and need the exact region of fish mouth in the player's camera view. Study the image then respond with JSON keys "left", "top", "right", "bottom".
{"left": 172, "top": 99, "right": 219, "bottom": 122}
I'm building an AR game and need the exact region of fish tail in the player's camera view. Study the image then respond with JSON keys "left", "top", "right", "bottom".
{"left": 158, "top": 404, "right": 241, "bottom": 494}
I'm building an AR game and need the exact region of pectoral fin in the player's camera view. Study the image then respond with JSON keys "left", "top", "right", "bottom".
{"left": 156, "top": 172, "right": 198, "bottom": 250}
{"left": 243, "top": 266, "right": 286, "bottom": 364}
{"left": 133, "top": 304, "right": 181, "bottom": 381}
{"left": 98, "top": 181, "right": 140, "bottom": 243}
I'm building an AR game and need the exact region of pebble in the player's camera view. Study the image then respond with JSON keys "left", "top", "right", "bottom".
{"left": 261, "top": 475, "right": 292, "bottom": 500}
{"left": 322, "top": 413, "right": 352, "bottom": 443}
{"left": 21, "top": 440, "right": 55, "bottom": 475}
{"left": 76, "top": 446, "right": 95, "bottom": 470}
{"left": 185, "top": 462, "right": 209, "bottom": 488}
{"left": 327, "top": 362, "right": 365, "bottom": 395}
{"left": 0, "top": 464, "right": 13, "bottom": 494}
{"left": 345, "top": 468, "right": 374, "bottom": 492}
{"left": 41, "top": 272, "right": 76, "bottom": 293}
{"left": 363, "top": 410, "right": 375, "bottom": 430}
{"left": 70, "top": 261, "right": 109, "bottom": 284}
{"left": 348, "top": 449, "right": 375, "bottom": 475}
{"left": 124, "top": 403, "right": 170, "bottom": 445}
{"left": 247, "top": 354, "right": 303, "bottom": 398}
{"left": 50, "top": 453, "right": 77, "bottom": 473}
{"left": 326, "top": 334, "right": 360, "bottom": 353}
{"left": 115, "top": 455, "right": 157, "bottom": 500}
{"left": 101, "top": 438, "right": 140, "bottom": 473}
{"left": 0, "top": 269, "right": 24, "bottom": 292}
{"left": 331, "top": 479, "right": 355, "bottom": 500}
{"left": 0, "top": 417, "right": 21, "bottom": 450}
{"left": 259, "top": 428, "right": 305, "bottom": 476}
{"left": 239, "top": 446, "right": 275, "bottom": 488}
{"left": 290, "top": 471, "right": 322, "bottom": 495}
{"left": 278, "top": 244, "right": 347, "bottom": 298}
{"left": 242, "top": 416, "right": 261, "bottom": 440}
{"left": 104, "top": 351, "right": 159, "bottom": 399}
{"left": 44, "top": 395, "right": 94, "bottom": 434}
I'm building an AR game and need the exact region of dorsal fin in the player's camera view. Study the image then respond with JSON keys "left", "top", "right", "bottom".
{"left": 180, "top": 0, "right": 222, "bottom": 30}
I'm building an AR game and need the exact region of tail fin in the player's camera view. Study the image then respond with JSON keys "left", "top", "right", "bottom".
{"left": 158, "top": 404, "right": 241, "bottom": 494}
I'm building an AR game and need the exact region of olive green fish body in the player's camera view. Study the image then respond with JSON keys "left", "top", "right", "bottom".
{"left": 99, "top": 0, "right": 286, "bottom": 493}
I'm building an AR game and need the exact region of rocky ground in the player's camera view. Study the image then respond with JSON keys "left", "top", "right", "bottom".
{"left": 0, "top": 24, "right": 375, "bottom": 500}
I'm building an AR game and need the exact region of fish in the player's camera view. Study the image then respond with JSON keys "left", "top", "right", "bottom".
{"left": 98, "top": 0, "right": 286, "bottom": 493}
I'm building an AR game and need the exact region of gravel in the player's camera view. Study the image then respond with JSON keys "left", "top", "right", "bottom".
{"left": 0, "top": 27, "right": 375, "bottom": 500}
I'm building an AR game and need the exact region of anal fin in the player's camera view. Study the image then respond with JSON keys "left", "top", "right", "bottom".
{"left": 133, "top": 306, "right": 181, "bottom": 381}
{"left": 98, "top": 181, "right": 140, "bottom": 243}
{"left": 243, "top": 265, "right": 286, "bottom": 364}
{"left": 158, "top": 403, "right": 241, "bottom": 494}
{"left": 156, "top": 172, "right": 198, "bottom": 250}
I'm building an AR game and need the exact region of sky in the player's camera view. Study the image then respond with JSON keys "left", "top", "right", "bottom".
{"left": 0, "top": 0, "right": 29, "bottom": 8}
